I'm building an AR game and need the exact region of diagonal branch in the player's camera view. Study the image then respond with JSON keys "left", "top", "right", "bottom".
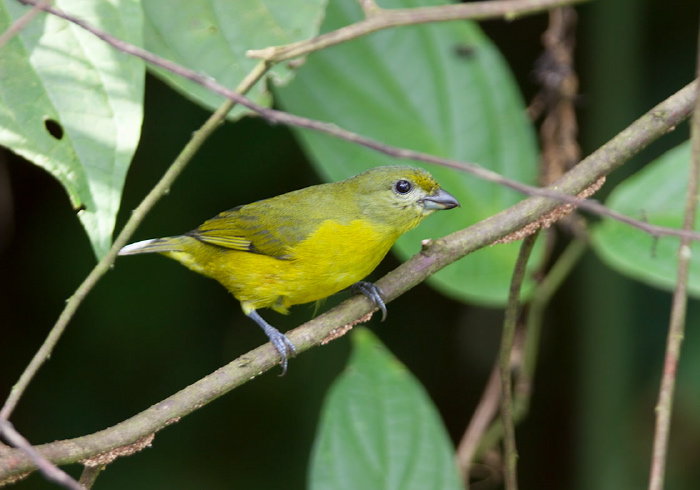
{"left": 247, "top": 0, "right": 590, "bottom": 62}
{"left": 0, "top": 420, "right": 83, "bottom": 490}
{"left": 16, "top": 0, "right": 700, "bottom": 242}
{"left": 0, "top": 0, "right": 52, "bottom": 48}
{"left": 0, "top": 56, "right": 268, "bottom": 422}
{"left": 0, "top": 74, "right": 697, "bottom": 483}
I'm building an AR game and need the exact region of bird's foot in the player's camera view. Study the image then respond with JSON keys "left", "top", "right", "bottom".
{"left": 351, "top": 281, "right": 387, "bottom": 321}
{"left": 247, "top": 310, "right": 297, "bottom": 375}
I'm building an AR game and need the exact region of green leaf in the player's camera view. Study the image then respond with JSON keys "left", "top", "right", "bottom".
{"left": 309, "top": 328, "right": 463, "bottom": 490}
{"left": 142, "top": 0, "right": 327, "bottom": 120}
{"left": 0, "top": 0, "right": 144, "bottom": 259}
{"left": 592, "top": 141, "right": 700, "bottom": 294}
{"left": 275, "top": 0, "right": 541, "bottom": 306}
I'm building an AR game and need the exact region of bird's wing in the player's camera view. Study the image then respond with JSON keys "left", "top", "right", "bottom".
{"left": 187, "top": 201, "right": 321, "bottom": 259}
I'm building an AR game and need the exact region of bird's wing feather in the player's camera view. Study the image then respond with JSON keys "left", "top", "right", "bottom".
{"left": 188, "top": 194, "right": 337, "bottom": 259}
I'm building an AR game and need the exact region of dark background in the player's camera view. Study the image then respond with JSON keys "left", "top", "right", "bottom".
{"left": 2, "top": 0, "right": 700, "bottom": 488}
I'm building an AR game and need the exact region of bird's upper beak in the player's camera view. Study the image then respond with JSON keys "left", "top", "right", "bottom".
{"left": 422, "top": 188, "right": 460, "bottom": 210}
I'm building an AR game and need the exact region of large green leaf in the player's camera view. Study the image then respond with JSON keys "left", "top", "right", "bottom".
{"left": 309, "top": 328, "right": 463, "bottom": 490}
{"left": 0, "top": 0, "right": 144, "bottom": 259}
{"left": 592, "top": 141, "right": 700, "bottom": 294}
{"left": 142, "top": 0, "right": 327, "bottom": 119}
{"left": 275, "top": 0, "right": 541, "bottom": 306}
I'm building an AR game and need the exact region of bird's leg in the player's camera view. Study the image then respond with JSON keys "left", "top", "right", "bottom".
{"left": 247, "top": 310, "right": 297, "bottom": 375}
{"left": 350, "top": 281, "right": 388, "bottom": 321}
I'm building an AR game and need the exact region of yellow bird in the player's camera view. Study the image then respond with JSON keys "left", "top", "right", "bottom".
{"left": 119, "top": 165, "right": 459, "bottom": 372}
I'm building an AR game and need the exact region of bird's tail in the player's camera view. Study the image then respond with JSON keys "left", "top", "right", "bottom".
{"left": 118, "top": 236, "right": 190, "bottom": 256}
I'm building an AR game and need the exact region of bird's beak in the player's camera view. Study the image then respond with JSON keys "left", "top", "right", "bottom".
{"left": 422, "top": 188, "right": 460, "bottom": 210}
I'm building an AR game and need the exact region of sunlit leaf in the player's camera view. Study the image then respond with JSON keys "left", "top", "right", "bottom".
{"left": 0, "top": 0, "right": 144, "bottom": 258}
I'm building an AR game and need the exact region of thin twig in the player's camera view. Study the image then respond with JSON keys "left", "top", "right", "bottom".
{"left": 247, "top": 0, "right": 590, "bottom": 62}
{"left": 78, "top": 465, "right": 103, "bottom": 489}
{"left": 0, "top": 420, "right": 83, "bottom": 490}
{"left": 16, "top": 0, "right": 700, "bottom": 243}
{"left": 520, "top": 239, "right": 587, "bottom": 396}
{"left": 0, "top": 60, "right": 270, "bottom": 421}
{"left": 648, "top": 28, "right": 700, "bottom": 490}
{"left": 357, "top": 0, "right": 382, "bottom": 17}
{"left": 466, "top": 13, "right": 584, "bottom": 472}
{"left": 499, "top": 233, "right": 540, "bottom": 490}
{"left": 456, "top": 364, "right": 502, "bottom": 486}
{"left": 0, "top": 0, "right": 52, "bottom": 48}
{"left": 469, "top": 239, "right": 588, "bottom": 461}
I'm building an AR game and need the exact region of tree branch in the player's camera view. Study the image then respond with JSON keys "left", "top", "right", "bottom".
{"left": 0, "top": 60, "right": 269, "bottom": 422}
{"left": 1, "top": 73, "right": 697, "bottom": 482}
{"left": 3, "top": 0, "right": 699, "bottom": 483}
{"left": 247, "top": 0, "right": 590, "bottom": 62}
{"left": 16, "top": 0, "right": 700, "bottom": 242}
{"left": 468, "top": 239, "right": 588, "bottom": 465}
{"left": 0, "top": 420, "right": 83, "bottom": 490}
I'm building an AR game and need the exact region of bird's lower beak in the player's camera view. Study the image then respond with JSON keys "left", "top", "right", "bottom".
{"left": 422, "top": 188, "right": 460, "bottom": 210}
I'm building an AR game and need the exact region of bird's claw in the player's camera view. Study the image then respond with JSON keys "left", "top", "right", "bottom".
{"left": 248, "top": 310, "right": 297, "bottom": 375}
{"left": 351, "top": 281, "right": 388, "bottom": 321}
{"left": 267, "top": 329, "right": 297, "bottom": 376}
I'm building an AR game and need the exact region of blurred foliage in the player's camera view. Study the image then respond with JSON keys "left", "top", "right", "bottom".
{"left": 593, "top": 141, "right": 700, "bottom": 296}
{"left": 1, "top": 0, "right": 700, "bottom": 489}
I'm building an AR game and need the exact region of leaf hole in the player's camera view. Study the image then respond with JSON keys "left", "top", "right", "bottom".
{"left": 44, "top": 118, "right": 64, "bottom": 140}
{"left": 453, "top": 43, "right": 477, "bottom": 59}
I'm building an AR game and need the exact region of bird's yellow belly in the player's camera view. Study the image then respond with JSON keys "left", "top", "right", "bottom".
{"left": 203, "top": 219, "right": 397, "bottom": 313}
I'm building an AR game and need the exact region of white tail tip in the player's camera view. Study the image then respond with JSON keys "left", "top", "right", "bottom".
{"left": 118, "top": 239, "right": 156, "bottom": 256}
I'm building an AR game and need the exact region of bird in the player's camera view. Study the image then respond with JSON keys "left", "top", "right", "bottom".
{"left": 118, "top": 165, "right": 459, "bottom": 373}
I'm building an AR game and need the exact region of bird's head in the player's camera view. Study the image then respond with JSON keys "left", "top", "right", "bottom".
{"left": 350, "top": 165, "right": 459, "bottom": 234}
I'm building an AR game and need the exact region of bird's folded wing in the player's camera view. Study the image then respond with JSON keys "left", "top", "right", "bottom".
{"left": 187, "top": 206, "right": 312, "bottom": 259}
{"left": 188, "top": 230, "right": 255, "bottom": 252}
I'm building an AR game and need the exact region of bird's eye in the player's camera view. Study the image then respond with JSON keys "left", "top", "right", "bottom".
{"left": 394, "top": 179, "right": 412, "bottom": 194}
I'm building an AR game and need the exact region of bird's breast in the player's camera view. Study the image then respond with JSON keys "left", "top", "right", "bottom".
{"left": 281, "top": 218, "right": 400, "bottom": 304}
{"left": 203, "top": 218, "right": 401, "bottom": 310}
